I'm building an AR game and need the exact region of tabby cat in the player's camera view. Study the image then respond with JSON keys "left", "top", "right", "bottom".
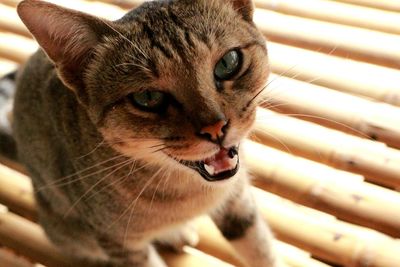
{"left": 12, "top": 0, "right": 282, "bottom": 266}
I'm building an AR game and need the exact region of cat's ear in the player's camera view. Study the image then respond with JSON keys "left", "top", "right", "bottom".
{"left": 229, "top": 0, "right": 255, "bottom": 22}
{"left": 17, "top": 0, "right": 113, "bottom": 93}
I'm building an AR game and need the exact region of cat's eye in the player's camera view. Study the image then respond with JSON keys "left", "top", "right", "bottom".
{"left": 214, "top": 50, "right": 242, "bottom": 81}
{"left": 128, "top": 90, "right": 168, "bottom": 112}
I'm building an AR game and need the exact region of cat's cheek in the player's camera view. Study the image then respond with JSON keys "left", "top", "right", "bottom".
{"left": 165, "top": 142, "right": 218, "bottom": 161}
{"left": 226, "top": 110, "right": 256, "bottom": 141}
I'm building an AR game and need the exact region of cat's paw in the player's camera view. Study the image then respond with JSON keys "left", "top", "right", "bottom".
{"left": 155, "top": 224, "right": 199, "bottom": 253}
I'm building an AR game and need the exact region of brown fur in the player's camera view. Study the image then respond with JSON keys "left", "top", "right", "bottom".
{"left": 13, "top": 0, "right": 284, "bottom": 266}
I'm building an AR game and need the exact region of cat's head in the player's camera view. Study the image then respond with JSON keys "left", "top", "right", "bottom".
{"left": 18, "top": 0, "right": 269, "bottom": 182}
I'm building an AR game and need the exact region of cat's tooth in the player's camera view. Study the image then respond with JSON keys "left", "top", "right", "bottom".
{"left": 204, "top": 164, "right": 215, "bottom": 175}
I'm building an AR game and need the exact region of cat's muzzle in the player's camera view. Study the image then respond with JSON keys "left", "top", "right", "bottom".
{"left": 185, "top": 147, "right": 239, "bottom": 182}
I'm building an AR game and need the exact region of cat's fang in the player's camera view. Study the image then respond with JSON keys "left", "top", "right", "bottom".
{"left": 204, "top": 164, "right": 216, "bottom": 176}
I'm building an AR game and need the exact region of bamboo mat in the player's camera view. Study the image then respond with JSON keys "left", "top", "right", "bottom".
{"left": 0, "top": 0, "right": 399, "bottom": 266}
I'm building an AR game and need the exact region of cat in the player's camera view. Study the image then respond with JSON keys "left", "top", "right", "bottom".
{"left": 11, "top": 0, "right": 283, "bottom": 266}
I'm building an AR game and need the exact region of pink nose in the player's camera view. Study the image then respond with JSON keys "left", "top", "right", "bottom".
{"left": 200, "top": 120, "right": 227, "bottom": 142}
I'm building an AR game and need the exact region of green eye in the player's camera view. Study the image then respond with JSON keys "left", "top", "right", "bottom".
{"left": 129, "top": 90, "right": 168, "bottom": 112}
{"left": 214, "top": 50, "right": 242, "bottom": 80}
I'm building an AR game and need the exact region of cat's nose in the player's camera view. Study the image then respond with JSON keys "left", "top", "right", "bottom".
{"left": 198, "top": 120, "right": 229, "bottom": 143}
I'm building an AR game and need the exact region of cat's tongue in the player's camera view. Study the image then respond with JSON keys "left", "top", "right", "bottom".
{"left": 202, "top": 147, "right": 239, "bottom": 178}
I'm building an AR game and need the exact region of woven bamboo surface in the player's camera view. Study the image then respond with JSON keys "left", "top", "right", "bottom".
{"left": 0, "top": 0, "right": 399, "bottom": 266}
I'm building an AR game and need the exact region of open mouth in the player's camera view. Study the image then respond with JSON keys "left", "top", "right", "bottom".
{"left": 182, "top": 147, "right": 240, "bottom": 182}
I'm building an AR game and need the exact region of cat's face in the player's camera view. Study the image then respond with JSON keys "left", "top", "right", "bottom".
{"left": 18, "top": 0, "right": 269, "bottom": 182}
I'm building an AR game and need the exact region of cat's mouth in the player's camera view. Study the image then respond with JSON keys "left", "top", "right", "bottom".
{"left": 182, "top": 147, "right": 239, "bottom": 182}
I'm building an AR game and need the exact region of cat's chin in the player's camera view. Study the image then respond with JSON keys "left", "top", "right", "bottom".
{"left": 179, "top": 146, "right": 240, "bottom": 182}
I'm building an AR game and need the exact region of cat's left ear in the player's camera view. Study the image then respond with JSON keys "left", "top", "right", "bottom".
{"left": 17, "top": 0, "right": 114, "bottom": 96}
{"left": 229, "top": 0, "right": 255, "bottom": 22}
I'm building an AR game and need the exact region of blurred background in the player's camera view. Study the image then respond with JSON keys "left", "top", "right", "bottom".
{"left": 0, "top": 0, "right": 399, "bottom": 266}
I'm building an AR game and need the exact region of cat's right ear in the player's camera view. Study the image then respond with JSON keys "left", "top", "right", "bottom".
{"left": 229, "top": 0, "right": 255, "bottom": 22}
{"left": 17, "top": 0, "right": 114, "bottom": 95}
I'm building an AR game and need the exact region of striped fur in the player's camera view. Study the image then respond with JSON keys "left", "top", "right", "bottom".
{"left": 13, "top": 0, "right": 283, "bottom": 266}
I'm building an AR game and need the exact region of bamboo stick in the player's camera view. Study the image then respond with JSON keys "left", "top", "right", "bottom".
{"left": 333, "top": 0, "right": 400, "bottom": 12}
{"left": 1, "top": 0, "right": 22, "bottom": 7}
{"left": 254, "top": 9, "right": 400, "bottom": 68}
{"left": 255, "top": 0, "right": 400, "bottom": 35}
{"left": 86, "top": 0, "right": 142, "bottom": 9}
{"left": 0, "top": 3, "right": 31, "bottom": 37}
{"left": 2, "top": 0, "right": 126, "bottom": 20}
{"left": 194, "top": 216, "right": 244, "bottom": 267}
{"left": 265, "top": 74, "right": 400, "bottom": 148}
{"left": 0, "top": 59, "right": 17, "bottom": 77}
{"left": 253, "top": 189, "right": 400, "bottom": 267}
{"left": 46, "top": 0, "right": 125, "bottom": 20}
{"left": 245, "top": 140, "right": 400, "bottom": 237}
{"left": 195, "top": 216, "right": 333, "bottom": 267}
{"left": 0, "top": 205, "right": 72, "bottom": 267}
{"left": 275, "top": 241, "right": 333, "bottom": 267}
{"left": 268, "top": 42, "right": 400, "bottom": 107}
{"left": 162, "top": 247, "right": 234, "bottom": 267}
{"left": 8, "top": 0, "right": 400, "bottom": 68}
{"left": 96, "top": 0, "right": 400, "bottom": 16}
{"left": 0, "top": 247, "right": 36, "bottom": 267}
{"left": 0, "top": 32, "right": 37, "bottom": 64}
{"left": 253, "top": 109, "right": 400, "bottom": 188}
{"left": 0, "top": 164, "right": 36, "bottom": 220}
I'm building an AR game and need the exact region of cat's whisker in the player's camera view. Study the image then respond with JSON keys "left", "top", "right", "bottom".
{"left": 248, "top": 132, "right": 262, "bottom": 144}
{"left": 150, "top": 145, "right": 175, "bottom": 154}
{"left": 276, "top": 44, "right": 340, "bottom": 85}
{"left": 34, "top": 155, "right": 127, "bottom": 192}
{"left": 108, "top": 165, "right": 163, "bottom": 233}
{"left": 148, "top": 167, "right": 170, "bottom": 215}
{"left": 74, "top": 139, "right": 107, "bottom": 160}
{"left": 121, "top": 167, "right": 166, "bottom": 248}
{"left": 252, "top": 128, "right": 294, "bottom": 156}
{"left": 272, "top": 113, "right": 372, "bottom": 139}
{"left": 258, "top": 89, "right": 292, "bottom": 107}
{"left": 35, "top": 157, "right": 132, "bottom": 192}
{"left": 148, "top": 143, "right": 167, "bottom": 149}
{"left": 83, "top": 161, "right": 137, "bottom": 201}
{"left": 245, "top": 63, "right": 298, "bottom": 109}
{"left": 326, "top": 43, "right": 340, "bottom": 57}
{"left": 261, "top": 102, "right": 292, "bottom": 111}
{"left": 63, "top": 159, "right": 134, "bottom": 218}
{"left": 270, "top": 63, "right": 301, "bottom": 83}
{"left": 84, "top": 160, "right": 154, "bottom": 201}
{"left": 162, "top": 169, "right": 173, "bottom": 199}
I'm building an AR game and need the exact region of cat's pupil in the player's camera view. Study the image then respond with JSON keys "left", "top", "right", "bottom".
{"left": 214, "top": 50, "right": 241, "bottom": 81}
{"left": 129, "top": 91, "right": 167, "bottom": 112}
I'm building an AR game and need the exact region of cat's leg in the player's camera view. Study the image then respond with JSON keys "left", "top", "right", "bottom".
{"left": 154, "top": 222, "right": 199, "bottom": 252}
{"left": 210, "top": 185, "right": 286, "bottom": 267}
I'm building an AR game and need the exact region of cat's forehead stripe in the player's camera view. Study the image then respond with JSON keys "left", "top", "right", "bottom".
{"left": 135, "top": 8, "right": 211, "bottom": 63}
